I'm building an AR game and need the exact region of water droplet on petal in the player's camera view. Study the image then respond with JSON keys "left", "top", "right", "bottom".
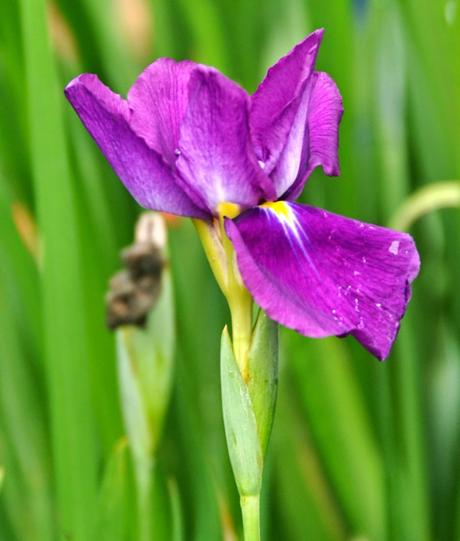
{"left": 174, "top": 148, "right": 181, "bottom": 156}
{"left": 389, "top": 240, "right": 400, "bottom": 255}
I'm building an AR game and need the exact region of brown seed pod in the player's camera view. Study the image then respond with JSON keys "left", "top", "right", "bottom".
{"left": 106, "top": 214, "right": 167, "bottom": 330}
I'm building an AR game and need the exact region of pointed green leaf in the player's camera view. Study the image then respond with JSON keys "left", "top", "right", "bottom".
{"left": 19, "top": 0, "right": 98, "bottom": 536}
{"left": 220, "top": 326, "right": 262, "bottom": 496}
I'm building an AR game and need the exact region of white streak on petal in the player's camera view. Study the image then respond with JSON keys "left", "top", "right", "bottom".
{"left": 389, "top": 240, "right": 400, "bottom": 255}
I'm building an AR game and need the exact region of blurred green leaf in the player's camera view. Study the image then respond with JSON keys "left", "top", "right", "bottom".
{"left": 19, "top": 0, "right": 98, "bottom": 538}
{"left": 168, "top": 477, "right": 185, "bottom": 541}
{"left": 286, "top": 332, "right": 386, "bottom": 540}
{"left": 92, "top": 438, "right": 129, "bottom": 541}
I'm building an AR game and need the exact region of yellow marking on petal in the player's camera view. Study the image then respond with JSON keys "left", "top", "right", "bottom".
{"left": 218, "top": 202, "right": 241, "bottom": 219}
{"left": 260, "top": 201, "right": 295, "bottom": 227}
{"left": 261, "top": 200, "right": 288, "bottom": 216}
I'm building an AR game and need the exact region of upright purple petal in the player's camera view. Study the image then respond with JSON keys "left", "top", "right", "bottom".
{"left": 175, "top": 68, "right": 275, "bottom": 214}
{"left": 226, "top": 202, "right": 420, "bottom": 360}
{"left": 250, "top": 30, "right": 323, "bottom": 176}
{"left": 127, "top": 58, "right": 197, "bottom": 165}
{"left": 266, "top": 71, "right": 343, "bottom": 199}
{"left": 283, "top": 72, "right": 343, "bottom": 200}
{"left": 65, "top": 74, "right": 208, "bottom": 218}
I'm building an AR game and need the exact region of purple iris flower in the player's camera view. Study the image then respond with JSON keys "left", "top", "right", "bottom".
{"left": 65, "top": 29, "right": 419, "bottom": 360}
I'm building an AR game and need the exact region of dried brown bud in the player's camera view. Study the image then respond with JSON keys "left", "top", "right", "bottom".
{"left": 121, "top": 243, "right": 164, "bottom": 281}
{"left": 106, "top": 214, "right": 167, "bottom": 330}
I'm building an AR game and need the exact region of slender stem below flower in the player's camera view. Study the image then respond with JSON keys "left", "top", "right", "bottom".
{"left": 195, "top": 212, "right": 261, "bottom": 539}
{"left": 240, "top": 495, "right": 261, "bottom": 541}
{"left": 193, "top": 218, "right": 228, "bottom": 295}
{"left": 217, "top": 213, "right": 253, "bottom": 382}
{"left": 134, "top": 456, "right": 154, "bottom": 541}
{"left": 228, "top": 290, "right": 253, "bottom": 382}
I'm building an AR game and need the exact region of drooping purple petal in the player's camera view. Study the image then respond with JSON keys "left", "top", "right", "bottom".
{"left": 127, "top": 58, "right": 197, "bottom": 165}
{"left": 250, "top": 30, "right": 323, "bottom": 178}
{"left": 282, "top": 72, "right": 343, "bottom": 200}
{"left": 65, "top": 74, "right": 208, "bottom": 218}
{"left": 226, "top": 202, "right": 420, "bottom": 360}
{"left": 175, "top": 67, "right": 275, "bottom": 214}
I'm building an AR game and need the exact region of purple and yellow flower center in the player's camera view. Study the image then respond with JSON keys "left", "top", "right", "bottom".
{"left": 217, "top": 202, "right": 241, "bottom": 220}
{"left": 218, "top": 200, "right": 295, "bottom": 225}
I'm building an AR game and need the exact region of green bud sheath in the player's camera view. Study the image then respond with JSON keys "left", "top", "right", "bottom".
{"left": 247, "top": 311, "right": 279, "bottom": 457}
{"left": 196, "top": 210, "right": 279, "bottom": 540}
{"left": 221, "top": 325, "right": 263, "bottom": 496}
{"left": 116, "top": 257, "right": 175, "bottom": 459}
{"left": 221, "top": 310, "right": 279, "bottom": 541}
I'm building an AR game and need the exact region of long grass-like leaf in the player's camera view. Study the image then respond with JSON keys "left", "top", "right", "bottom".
{"left": 19, "top": 0, "right": 99, "bottom": 538}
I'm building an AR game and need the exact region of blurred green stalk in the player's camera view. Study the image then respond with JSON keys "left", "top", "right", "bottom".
{"left": 114, "top": 213, "right": 175, "bottom": 541}
{"left": 241, "top": 495, "right": 260, "bottom": 541}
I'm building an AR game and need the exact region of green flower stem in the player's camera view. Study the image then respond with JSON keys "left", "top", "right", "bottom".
{"left": 228, "top": 289, "right": 253, "bottom": 382}
{"left": 218, "top": 207, "right": 254, "bottom": 382}
{"left": 193, "top": 218, "right": 227, "bottom": 294}
{"left": 134, "top": 456, "right": 154, "bottom": 541}
{"left": 240, "top": 495, "right": 261, "bottom": 541}
{"left": 194, "top": 215, "right": 253, "bottom": 380}
{"left": 196, "top": 211, "right": 277, "bottom": 541}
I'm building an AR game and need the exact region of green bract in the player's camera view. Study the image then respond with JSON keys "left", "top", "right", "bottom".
{"left": 221, "top": 311, "right": 278, "bottom": 497}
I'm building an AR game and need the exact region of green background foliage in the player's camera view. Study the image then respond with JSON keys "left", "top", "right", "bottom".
{"left": 0, "top": 0, "right": 459, "bottom": 539}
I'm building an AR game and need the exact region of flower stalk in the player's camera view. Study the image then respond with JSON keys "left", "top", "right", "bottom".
{"left": 241, "top": 495, "right": 261, "bottom": 541}
{"left": 198, "top": 214, "right": 278, "bottom": 541}
{"left": 228, "top": 290, "right": 252, "bottom": 382}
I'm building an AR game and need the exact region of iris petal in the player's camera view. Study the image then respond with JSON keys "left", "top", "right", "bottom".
{"left": 64, "top": 74, "right": 208, "bottom": 218}
{"left": 250, "top": 29, "right": 323, "bottom": 173}
{"left": 250, "top": 30, "right": 343, "bottom": 198}
{"left": 225, "top": 202, "right": 420, "bottom": 360}
{"left": 283, "top": 72, "right": 343, "bottom": 200}
{"left": 175, "top": 67, "right": 274, "bottom": 214}
{"left": 127, "top": 58, "right": 198, "bottom": 165}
